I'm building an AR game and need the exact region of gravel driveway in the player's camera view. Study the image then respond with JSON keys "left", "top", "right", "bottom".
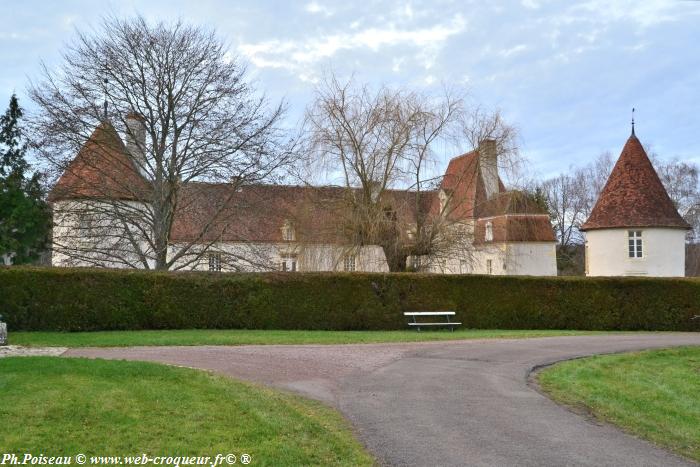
{"left": 66, "top": 333, "right": 700, "bottom": 466}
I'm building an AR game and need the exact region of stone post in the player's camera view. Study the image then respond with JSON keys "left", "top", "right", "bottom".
{"left": 0, "top": 314, "right": 7, "bottom": 346}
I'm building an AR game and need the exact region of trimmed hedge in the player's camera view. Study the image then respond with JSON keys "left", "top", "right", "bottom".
{"left": 1, "top": 267, "right": 699, "bottom": 332}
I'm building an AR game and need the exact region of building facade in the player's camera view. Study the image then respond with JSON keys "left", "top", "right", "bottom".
{"left": 49, "top": 117, "right": 557, "bottom": 275}
{"left": 581, "top": 131, "right": 690, "bottom": 277}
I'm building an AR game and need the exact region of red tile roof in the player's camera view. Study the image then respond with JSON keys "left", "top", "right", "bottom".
{"left": 474, "top": 215, "right": 556, "bottom": 244}
{"left": 436, "top": 150, "right": 506, "bottom": 220}
{"left": 169, "top": 183, "right": 431, "bottom": 243}
{"left": 51, "top": 122, "right": 556, "bottom": 245}
{"left": 581, "top": 135, "right": 690, "bottom": 231}
{"left": 48, "top": 122, "right": 149, "bottom": 202}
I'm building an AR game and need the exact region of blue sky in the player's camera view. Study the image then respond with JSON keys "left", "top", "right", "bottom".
{"left": 2, "top": 0, "right": 699, "bottom": 179}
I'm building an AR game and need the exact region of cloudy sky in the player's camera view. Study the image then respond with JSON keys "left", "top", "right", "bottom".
{"left": 2, "top": 0, "right": 699, "bottom": 179}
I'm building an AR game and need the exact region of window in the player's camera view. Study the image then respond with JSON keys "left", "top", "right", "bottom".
{"left": 76, "top": 212, "right": 92, "bottom": 232}
{"left": 486, "top": 259, "right": 493, "bottom": 274}
{"left": 343, "top": 254, "right": 356, "bottom": 272}
{"left": 459, "top": 259, "right": 469, "bottom": 274}
{"left": 412, "top": 255, "right": 422, "bottom": 270}
{"left": 208, "top": 253, "right": 222, "bottom": 272}
{"left": 628, "top": 230, "right": 643, "bottom": 258}
{"left": 485, "top": 221, "right": 493, "bottom": 242}
{"left": 281, "top": 221, "right": 295, "bottom": 241}
{"left": 280, "top": 254, "right": 297, "bottom": 272}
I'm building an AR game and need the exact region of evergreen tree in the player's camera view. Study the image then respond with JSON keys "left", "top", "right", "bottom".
{"left": 0, "top": 94, "right": 50, "bottom": 264}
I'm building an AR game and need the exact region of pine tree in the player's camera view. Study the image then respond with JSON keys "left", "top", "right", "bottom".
{"left": 0, "top": 94, "right": 50, "bottom": 264}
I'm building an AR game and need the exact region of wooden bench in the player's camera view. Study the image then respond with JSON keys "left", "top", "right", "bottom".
{"left": 404, "top": 311, "right": 461, "bottom": 332}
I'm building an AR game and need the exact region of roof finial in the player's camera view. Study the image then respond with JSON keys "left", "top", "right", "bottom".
{"left": 631, "top": 107, "right": 635, "bottom": 136}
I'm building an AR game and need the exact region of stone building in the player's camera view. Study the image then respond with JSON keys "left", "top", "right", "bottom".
{"left": 581, "top": 130, "right": 690, "bottom": 277}
{"left": 49, "top": 117, "right": 557, "bottom": 275}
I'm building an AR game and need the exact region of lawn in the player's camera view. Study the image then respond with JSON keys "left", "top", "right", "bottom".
{"left": 538, "top": 346, "right": 700, "bottom": 462}
{"left": 0, "top": 357, "right": 373, "bottom": 466}
{"left": 9, "top": 328, "right": 614, "bottom": 347}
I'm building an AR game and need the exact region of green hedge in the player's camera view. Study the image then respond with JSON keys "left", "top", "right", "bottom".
{"left": 1, "top": 267, "right": 699, "bottom": 332}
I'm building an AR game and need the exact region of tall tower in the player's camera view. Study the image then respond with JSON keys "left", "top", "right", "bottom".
{"left": 581, "top": 131, "right": 690, "bottom": 277}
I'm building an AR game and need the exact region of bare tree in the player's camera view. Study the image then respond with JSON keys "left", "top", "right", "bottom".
{"left": 540, "top": 152, "right": 613, "bottom": 274}
{"left": 541, "top": 152, "right": 612, "bottom": 250}
{"left": 303, "top": 74, "right": 520, "bottom": 271}
{"left": 30, "top": 16, "right": 294, "bottom": 270}
{"left": 650, "top": 154, "right": 700, "bottom": 241}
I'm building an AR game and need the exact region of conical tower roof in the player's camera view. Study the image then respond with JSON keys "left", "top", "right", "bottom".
{"left": 49, "top": 121, "right": 149, "bottom": 202}
{"left": 581, "top": 134, "right": 690, "bottom": 231}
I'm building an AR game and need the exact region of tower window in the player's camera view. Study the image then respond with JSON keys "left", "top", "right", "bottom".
{"left": 485, "top": 221, "right": 493, "bottom": 242}
{"left": 628, "top": 231, "right": 643, "bottom": 258}
{"left": 343, "top": 254, "right": 356, "bottom": 272}
{"left": 208, "top": 253, "right": 222, "bottom": 272}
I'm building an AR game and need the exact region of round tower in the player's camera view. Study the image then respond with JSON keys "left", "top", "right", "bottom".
{"left": 580, "top": 132, "right": 690, "bottom": 277}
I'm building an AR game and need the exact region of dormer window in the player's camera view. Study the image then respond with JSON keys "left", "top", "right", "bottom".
{"left": 406, "top": 224, "right": 417, "bottom": 241}
{"left": 485, "top": 221, "right": 493, "bottom": 242}
{"left": 281, "top": 220, "right": 295, "bottom": 242}
{"left": 628, "top": 230, "right": 643, "bottom": 258}
{"left": 439, "top": 189, "right": 449, "bottom": 213}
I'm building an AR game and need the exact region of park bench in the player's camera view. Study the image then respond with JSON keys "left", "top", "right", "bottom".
{"left": 404, "top": 311, "right": 461, "bottom": 332}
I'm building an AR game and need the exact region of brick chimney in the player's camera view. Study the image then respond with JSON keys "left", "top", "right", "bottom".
{"left": 479, "top": 139, "right": 499, "bottom": 199}
{"left": 125, "top": 112, "right": 147, "bottom": 174}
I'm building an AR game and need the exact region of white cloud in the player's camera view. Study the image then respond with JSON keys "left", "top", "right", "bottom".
{"left": 305, "top": 1, "right": 333, "bottom": 16}
{"left": 572, "top": 0, "right": 692, "bottom": 28}
{"left": 238, "top": 14, "right": 466, "bottom": 81}
{"left": 0, "top": 32, "right": 28, "bottom": 40}
{"left": 499, "top": 44, "right": 528, "bottom": 58}
{"left": 521, "top": 0, "right": 540, "bottom": 9}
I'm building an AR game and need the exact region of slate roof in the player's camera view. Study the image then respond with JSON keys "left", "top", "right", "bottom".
{"left": 581, "top": 134, "right": 690, "bottom": 231}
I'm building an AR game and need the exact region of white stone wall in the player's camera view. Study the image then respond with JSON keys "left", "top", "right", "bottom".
{"left": 168, "top": 242, "right": 389, "bottom": 273}
{"left": 51, "top": 200, "right": 556, "bottom": 275}
{"left": 505, "top": 243, "right": 558, "bottom": 276}
{"left": 51, "top": 200, "right": 153, "bottom": 268}
{"left": 421, "top": 242, "right": 556, "bottom": 276}
{"left": 585, "top": 228, "right": 686, "bottom": 277}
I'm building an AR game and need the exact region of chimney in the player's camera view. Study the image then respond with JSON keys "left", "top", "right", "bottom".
{"left": 125, "top": 112, "right": 147, "bottom": 174}
{"left": 479, "top": 139, "right": 499, "bottom": 199}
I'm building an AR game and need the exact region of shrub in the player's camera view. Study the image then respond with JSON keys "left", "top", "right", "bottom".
{"left": 1, "top": 267, "right": 699, "bottom": 332}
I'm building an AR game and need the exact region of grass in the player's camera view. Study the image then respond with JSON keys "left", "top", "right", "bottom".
{"left": 0, "top": 357, "right": 374, "bottom": 466}
{"left": 538, "top": 346, "right": 700, "bottom": 462}
{"left": 8, "top": 328, "right": 616, "bottom": 347}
